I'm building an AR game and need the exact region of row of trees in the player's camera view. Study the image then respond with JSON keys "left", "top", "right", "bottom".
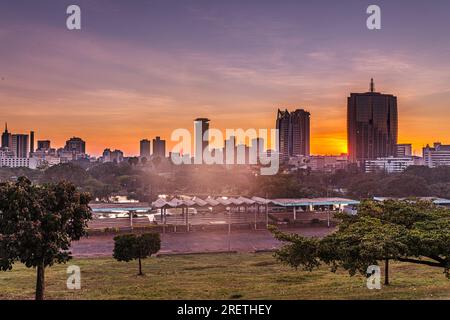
{"left": 0, "top": 162, "right": 449, "bottom": 201}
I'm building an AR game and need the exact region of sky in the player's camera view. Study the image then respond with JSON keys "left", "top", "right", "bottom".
{"left": 0, "top": 0, "right": 449, "bottom": 156}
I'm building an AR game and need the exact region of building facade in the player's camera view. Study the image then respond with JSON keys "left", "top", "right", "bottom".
{"left": 1, "top": 123, "right": 11, "bottom": 149}
{"left": 347, "top": 79, "right": 398, "bottom": 165}
{"left": 64, "top": 137, "right": 86, "bottom": 159}
{"left": 194, "top": 118, "right": 210, "bottom": 163}
{"left": 152, "top": 136, "right": 166, "bottom": 158}
{"left": 140, "top": 139, "right": 151, "bottom": 159}
{"left": 0, "top": 157, "right": 38, "bottom": 169}
{"left": 11, "top": 134, "right": 29, "bottom": 158}
{"left": 37, "top": 140, "right": 51, "bottom": 151}
{"left": 423, "top": 142, "right": 450, "bottom": 168}
{"left": 276, "top": 109, "right": 310, "bottom": 160}
{"left": 308, "top": 155, "right": 349, "bottom": 172}
{"left": 64, "top": 137, "right": 86, "bottom": 154}
{"left": 396, "top": 143, "right": 412, "bottom": 157}
{"left": 364, "top": 157, "right": 422, "bottom": 173}
{"left": 102, "top": 148, "right": 124, "bottom": 163}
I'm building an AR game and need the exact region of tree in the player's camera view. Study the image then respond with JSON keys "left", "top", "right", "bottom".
{"left": 0, "top": 177, "right": 92, "bottom": 300}
{"left": 40, "top": 162, "right": 89, "bottom": 186}
{"left": 271, "top": 200, "right": 450, "bottom": 284}
{"left": 151, "top": 156, "right": 162, "bottom": 169}
{"left": 128, "top": 157, "right": 139, "bottom": 166}
{"left": 113, "top": 233, "right": 161, "bottom": 275}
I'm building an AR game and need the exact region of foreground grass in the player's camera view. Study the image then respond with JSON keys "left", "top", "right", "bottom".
{"left": 0, "top": 252, "right": 449, "bottom": 300}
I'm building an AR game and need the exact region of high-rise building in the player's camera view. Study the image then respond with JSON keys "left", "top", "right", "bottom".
{"left": 276, "top": 109, "right": 310, "bottom": 160}
{"left": 396, "top": 144, "right": 412, "bottom": 157}
{"left": 37, "top": 140, "right": 51, "bottom": 151}
{"left": 152, "top": 136, "right": 166, "bottom": 158}
{"left": 140, "top": 139, "right": 151, "bottom": 159}
{"left": 1, "top": 123, "right": 11, "bottom": 149}
{"left": 64, "top": 137, "right": 86, "bottom": 155}
{"left": 194, "top": 118, "right": 210, "bottom": 163}
{"left": 423, "top": 142, "right": 450, "bottom": 168}
{"left": 347, "top": 79, "right": 398, "bottom": 164}
{"left": 11, "top": 134, "right": 29, "bottom": 158}
{"left": 30, "top": 131, "right": 35, "bottom": 156}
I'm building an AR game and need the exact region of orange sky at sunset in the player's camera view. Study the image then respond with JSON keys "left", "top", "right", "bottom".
{"left": 1, "top": 1, "right": 449, "bottom": 157}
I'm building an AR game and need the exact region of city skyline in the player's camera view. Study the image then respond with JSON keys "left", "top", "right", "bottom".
{"left": 1, "top": 1, "right": 450, "bottom": 156}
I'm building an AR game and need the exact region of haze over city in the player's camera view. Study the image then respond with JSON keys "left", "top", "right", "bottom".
{"left": 1, "top": 0, "right": 449, "bottom": 156}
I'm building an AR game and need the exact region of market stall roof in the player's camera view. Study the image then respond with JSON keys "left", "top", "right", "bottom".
{"left": 237, "top": 196, "right": 255, "bottom": 205}
{"left": 204, "top": 197, "right": 220, "bottom": 206}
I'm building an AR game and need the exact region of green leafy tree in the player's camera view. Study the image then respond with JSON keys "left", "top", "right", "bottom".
{"left": 113, "top": 233, "right": 161, "bottom": 275}
{"left": 40, "top": 162, "right": 89, "bottom": 186}
{"left": 0, "top": 177, "right": 92, "bottom": 300}
{"left": 272, "top": 200, "right": 450, "bottom": 284}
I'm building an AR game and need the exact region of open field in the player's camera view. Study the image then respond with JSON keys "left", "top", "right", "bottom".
{"left": 0, "top": 252, "right": 449, "bottom": 300}
{"left": 72, "top": 228, "right": 334, "bottom": 257}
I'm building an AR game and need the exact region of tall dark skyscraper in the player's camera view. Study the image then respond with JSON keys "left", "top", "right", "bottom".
{"left": 276, "top": 109, "right": 310, "bottom": 160}
{"left": 30, "top": 131, "right": 35, "bottom": 155}
{"left": 1, "top": 123, "right": 11, "bottom": 149}
{"left": 152, "top": 136, "right": 166, "bottom": 158}
{"left": 347, "top": 79, "right": 398, "bottom": 164}
{"left": 140, "top": 139, "right": 151, "bottom": 158}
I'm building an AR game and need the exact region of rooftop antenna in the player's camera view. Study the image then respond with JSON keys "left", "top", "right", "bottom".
{"left": 370, "top": 78, "right": 375, "bottom": 92}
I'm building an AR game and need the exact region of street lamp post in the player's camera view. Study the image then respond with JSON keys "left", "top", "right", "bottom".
{"left": 129, "top": 210, "right": 133, "bottom": 230}
{"left": 228, "top": 210, "right": 231, "bottom": 252}
{"left": 327, "top": 210, "right": 330, "bottom": 228}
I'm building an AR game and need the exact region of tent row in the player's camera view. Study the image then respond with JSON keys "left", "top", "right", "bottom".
{"left": 152, "top": 196, "right": 272, "bottom": 209}
{"left": 151, "top": 196, "right": 360, "bottom": 210}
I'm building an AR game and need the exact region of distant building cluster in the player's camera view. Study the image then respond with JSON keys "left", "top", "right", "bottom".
{"left": 0, "top": 79, "right": 448, "bottom": 172}
{"left": 0, "top": 123, "right": 89, "bottom": 169}
{"left": 279, "top": 79, "right": 448, "bottom": 173}
{"left": 138, "top": 136, "right": 167, "bottom": 162}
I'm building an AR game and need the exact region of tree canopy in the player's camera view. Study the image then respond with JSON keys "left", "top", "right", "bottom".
{"left": 0, "top": 177, "right": 92, "bottom": 299}
{"left": 113, "top": 233, "right": 161, "bottom": 275}
{"left": 272, "top": 199, "right": 450, "bottom": 283}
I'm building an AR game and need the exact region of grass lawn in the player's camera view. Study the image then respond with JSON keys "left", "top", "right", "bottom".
{"left": 0, "top": 252, "right": 449, "bottom": 300}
